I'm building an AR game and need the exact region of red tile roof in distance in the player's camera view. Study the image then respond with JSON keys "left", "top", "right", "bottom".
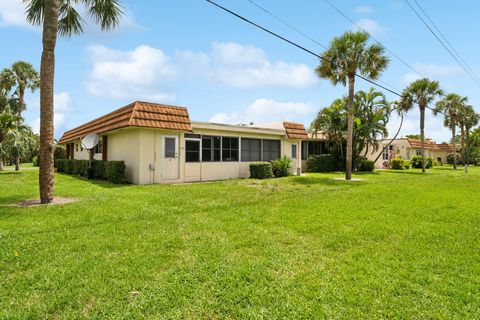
{"left": 283, "top": 121, "right": 308, "bottom": 139}
{"left": 407, "top": 138, "right": 440, "bottom": 150}
{"left": 59, "top": 101, "right": 192, "bottom": 143}
{"left": 436, "top": 143, "right": 455, "bottom": 152}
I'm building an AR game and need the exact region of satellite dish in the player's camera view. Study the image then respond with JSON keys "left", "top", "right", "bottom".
{"left": 81, "top": 133, "right": 99, "bottom": 150}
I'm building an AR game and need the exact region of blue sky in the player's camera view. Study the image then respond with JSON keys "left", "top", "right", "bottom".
{"left": 1, "top": 0, "right": 479, "bottom": 142}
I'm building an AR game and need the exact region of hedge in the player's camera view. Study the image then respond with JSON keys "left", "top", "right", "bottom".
{"left": 447, "top": 152, "right": 462, "bottom": 165}
{"left": 358, "top": 159, "right": 375, "bottom": 172}
{"left": 411, "top": 156, "right": 433, "bottom": 169}
{"left": 55, "top": 159, "right": 126, "bottom": 183}
{"left": 307, "top": 154, "right": 337, "bottom": 172}
{"left": 390, "top": 157, "right": 410, "bottom": 170}
{"left": 271, "top": 156, "right": 292, "bottom": 178}
{"left": 250, "top": 162, "right": 273, "bottom": 179}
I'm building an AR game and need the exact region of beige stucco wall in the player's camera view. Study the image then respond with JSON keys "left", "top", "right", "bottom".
{"left": 107, "top": 129, "right": 141, "bottom": 184}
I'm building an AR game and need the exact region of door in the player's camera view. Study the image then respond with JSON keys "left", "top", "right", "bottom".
{"left": 291, "top": 143, "right": 299, "bottom": 174}
{"left": 162, "top": 135, "right": 179, "bottom": 180}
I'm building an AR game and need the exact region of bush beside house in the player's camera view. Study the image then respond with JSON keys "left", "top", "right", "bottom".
{"left": 249, "top": 162, "right": 273, "bottom": 179}
{"left": 357, "top": 159, "right": 375, "bottom": 172}
{"left": 390, "top": 158, "right": 410, "bottom": 170}
{"left": 307, "top": 154, "right": 337, "bottom": 172}
{"left": 411, "top": 156, "right": 433, "bottom": 169}
{"left": 55, "top": 159, "right": 126, "bottom": 183}
{"left": 271, "top": 156, "right": 293, "bottom": 178}
{"left": 447, "top": 152, "right": 463, "bottom": 165}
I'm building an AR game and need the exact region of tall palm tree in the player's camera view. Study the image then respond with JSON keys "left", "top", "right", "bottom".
{"left": 433, "top": 93, "right": 466, "bottom": 170}
{"left": 458, "top": 105, "right": 479, "bottom": 173}
{"left": 316, "top": 31, "right": 389, "bottom": 180}
{"left": 398, "top": 78, "right": 443, "bottom": 173}
{"left": 23, "top": 0, "right": 123, "bottom": 203}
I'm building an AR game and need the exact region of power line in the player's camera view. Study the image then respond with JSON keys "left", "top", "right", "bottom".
{"left": 205, "top": 0, "right": 445, "bottom": 115}
{"left": 411, "top": 0, "right": 480, "bottom": 84}
{"left": 404, "top": 0, "right": 480, "bottom": 88}
{"left": 322, "top": 0, "right": 424, "bottom": 79}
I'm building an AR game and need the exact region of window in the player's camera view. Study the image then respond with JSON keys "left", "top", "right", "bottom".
{"left": 291, "top": 144, "right": 297, "bottom": 159}
{"left": 164, "top": 137, "right": 176, "bottom": 158}
{"left": 301, "top": 141, "right": 308, "bottom": 160}
{"left": 241, "top": 138, "right": 261, "bottom": 162}
{"left": 308, "top": 141, "right": 323, "bottom": 156}
{"left": 383, "top": 145, "right": 394, "bottom": 160}
{"left": 185, "top": 139, "right": 200, "bottom": 162}
{"left": 75, "top": 143, "right": 79, "bottom": 152}
{"left": 94, "top": 140, "right": 103, "bottom": 154}
{"left": 416, "top": 149, "right": 422, "bottom": 156}
{"left": 80, "top": 144, "right": 84, "bottom": 151}
{"left": 263, "top": 139, "right": 281, "bottom": 161}
{"left": 222, "top": 137, "right": 239, "bottom": 161}
{"left": 202, "top": 136, "right": 221, "bottom": 162}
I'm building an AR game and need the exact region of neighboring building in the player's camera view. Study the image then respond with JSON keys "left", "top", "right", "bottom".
{"left": 59, "top": 101, "right": 310, "bottom": 184}
{"left": 366, "top": 138, "right": 455, "bottom": 168}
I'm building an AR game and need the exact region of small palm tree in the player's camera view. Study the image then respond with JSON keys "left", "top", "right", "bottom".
{"left": 433, "top": 93, "right": 466, "bottom": 170}
{"left": 458, "top": 105, "right": 479, "bottom": 173}
{"left": 0, "top": 108, "right": 22, "bottom": 171}
{"left": 316, "top": 31, "right": 389, "bottom": 180}
{"left": 23, "top": 0, "right": 123, "bottom": 203}
{"left": 398, "top": 78, "right": 443, "bottom": 173}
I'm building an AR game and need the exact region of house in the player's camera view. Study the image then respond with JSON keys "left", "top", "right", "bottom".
{"left": 366, "top": 138, "right": 455, "bottom": 168}
{"left": 58, "top": 101, "right": 309, "bottom": 184}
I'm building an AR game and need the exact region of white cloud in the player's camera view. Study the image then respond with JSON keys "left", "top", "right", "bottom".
{"left": 355, "top": 19, "right": 387, "bottom": 37}
{"left": 29, "top": 92, "right": 73, "bottom": 135}
{"left": 209, "top": 99, "right": 314, "bottom": 125}
{"left": 387, "top": 109, "right": 451, "bottom": 142}
{"left": 0, "top": 0, "right": 28, "bottom": 27}
{"left": 85, "top": 45, "right": 177, "bottom": 102}
{"left": 207, "top": 42, "right": 317, "bottom": 88}
{"left": 403, "top": 63, "right": 465, "bottom": 84}
{"left": 355, "top": 5, "right": 373, "bottom": 14}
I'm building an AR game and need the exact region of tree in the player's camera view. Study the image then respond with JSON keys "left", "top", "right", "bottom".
{"left": 316, "top": 31, "right": 389, "bottom": 180}
{"left": 458, "top": 105, "right": 479, "bottom": 172}
{"left": 398, "top": 78, "right": 443, "bottom": 173}
{"left": 0, "top": 108, "right": 22, "bottom": 171}
{"left": 311, "top": 88, "right": 390, "bottom": 169}
{"left": 433, "top": 93, "right": 466, "bottom": 170}
{"left": 23, "top": 0, "right": 123, "bottom": 203}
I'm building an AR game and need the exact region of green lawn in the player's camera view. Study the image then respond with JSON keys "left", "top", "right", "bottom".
{"left": 1, "top": 167, "right": 479, "bottom": 319}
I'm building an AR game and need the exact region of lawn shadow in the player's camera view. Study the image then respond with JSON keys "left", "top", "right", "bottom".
{"left": 291, "top": 176, "right": 366, "bottom": 187}
{"left": 0, "top": 171, "right": 22, "bottom": 176}
{"left": 55, "top": 173, "right": 130, "bottom": 189}
{"left": 381, "top": 170, "right": 430, "bottom": 176}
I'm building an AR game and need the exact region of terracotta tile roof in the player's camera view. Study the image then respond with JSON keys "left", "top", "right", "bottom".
{"left": 59, "top": 101, "right": 191, "bottom": 143}
{"left": 407, "top": 138, "right": 439, "bottom": 150}
{"left": 436, "top": 143, "right": 455, "bottom": 152}
{"left": 283, "top": 121, "right": 308, "bottom": 139}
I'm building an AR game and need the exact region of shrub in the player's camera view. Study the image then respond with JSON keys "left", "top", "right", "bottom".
{"left": 32, "top": 156, "right": 39, "bottom": 167}
{"left": 271, "top": 156, "right": 292, "bottom": 177}
{"left": 249, "top": 162, "right": 273, "bottom": 179}
{"left": 73, "top": 160, "right": 89, "bottom": 176}
{"left": 307, "top": 154, "right": 337, "bottom": 172}
{"left": 411, "top": 156, "right": 433, "bottom": 169}
{"left": 91, "top": 160, "right": 106, "bottom": 179}
{"left": 105, "top": 161, "right": 126, "bottom": 183}
{"left": 55, "top": 159, "right": 64, "bottom": 172}
{"left": 64, "top": 159, "right": 74, "bottom": 174}
{"left": 391, "top": 157, "right": 411, "bottom": 170}
{"left": 447, "top": 152, "right": 463, "bottom": 165}
{"left": 358, "top": 159, "right": 374, "bottom": 172}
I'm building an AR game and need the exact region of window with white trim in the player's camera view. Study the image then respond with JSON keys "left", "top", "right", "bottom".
{"left": 291, "top": 144, "right": 297, "bottom": 159}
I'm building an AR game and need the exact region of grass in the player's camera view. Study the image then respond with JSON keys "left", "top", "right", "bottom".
{"left": 1, "top": 167, "right": 480, "bottom": 319}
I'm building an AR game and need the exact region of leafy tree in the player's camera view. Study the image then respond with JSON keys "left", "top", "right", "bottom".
{"left": 433, "top": 93, "right": 467, "bottom": 170}
{"left": 311, "top": 88, "right": 390, "bottom": 169}
{"left": 458, "top": 105, "right": 479, "bottom": 171}
{"left": 398, "top": 78, "right": 443, "bottom": 173}
{"left": 23, "top": 0, "right": 123, "bottom": 203}
{"left": 0, "top": 62, "right": 39, "bottom": 116}
{"left": 0, "top": 108, "right": 22, "bottom": 170}
{"left": 316, "top": 31, "right": 389, "bottom": 180}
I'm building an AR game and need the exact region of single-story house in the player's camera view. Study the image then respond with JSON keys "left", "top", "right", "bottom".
{"left": 59, "top": 101, "right": 311, "bottom": 184}
{"left": 366, "top": 138, "right": 455, "bottom": 168}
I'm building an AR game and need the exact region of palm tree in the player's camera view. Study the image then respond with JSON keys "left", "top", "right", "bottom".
{"left": 1, "top": 62, "right": 39, "bottom": 170}
{"left": 0, "top": 108, "right": 22, "bottom": 171}
{"left": 23, "top": 0, "right": 123, "bottom": 203}
{"left": 7, "top": 124, "right": 33, "bottom": 171}
{"left": 433, "top": 93, "right": 466, "bottom": 170}
{"left": 458, "top": 105, "right": 479, "bottom": 173}
{"left": 398, "top": 78, "right": 443, "bottom": 173}
{"left": 316, "top": 31, "right": 389, "bottom": 180}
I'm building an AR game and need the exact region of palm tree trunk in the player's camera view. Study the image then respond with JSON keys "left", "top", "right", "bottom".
{"left": 15, "top": 156, "right": 20, "bottom": 171}
{"left": 39, "top": 0, "right": 59, "bottom": 204}
{"left": 345, "top": 76, "right": 355, "bottom": 180}
{"left": 420, "top": 105, "right": 426, "bottom": 173}
{"left": 465, "top": 127, "right": 470, "bottom": 173}
{"left": 0, "top": 159, "right": 3, "bottom": 171}
{"left": 452, "top": 120, "right": 457, "bottom": 170}
{"left": 461, "top": 124, "right": 466, "bottom": 172}
{"left": 15, "top": 87, "right": 26, "bottom": 172}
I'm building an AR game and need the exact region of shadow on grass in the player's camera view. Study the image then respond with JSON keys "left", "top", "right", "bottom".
{"left": 291, "top": 176, "right": 366, "bottom": 186}
{"left": 0, "top": 171, "right": 22, "bottom": 176}
{"left": 55, "top": 173, "right": 130, "bottom": 189}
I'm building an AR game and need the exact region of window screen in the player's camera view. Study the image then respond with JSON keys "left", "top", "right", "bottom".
{"left": 202, "top": 136, "right": 221, "bottom": 162}
{"left": 291, "top": 144, "right": 297, "bottom": 159}
{"left": 222, "top": 137, "right": 239, "bottom": 161}
{"left": 164, "top": 137, "right": 176, "bottom": 158}
{"left": 241, "top": 138, "right": 261, "bottom": 162}
{"left": 185, "top": 140, "right": 200, "bottom": 162}
{"left": 262, "top": 139, "right": 280, "bottom": 161}
{"left": 301, "top": 141, "right": 308, "bottom": 160}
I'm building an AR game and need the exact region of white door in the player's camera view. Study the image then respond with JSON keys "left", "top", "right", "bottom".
{"left": 291, "top": 143, "right": 299, "bottom": 174}
{"left": 162, "top": 135, "right": 179, "bottom": 180}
